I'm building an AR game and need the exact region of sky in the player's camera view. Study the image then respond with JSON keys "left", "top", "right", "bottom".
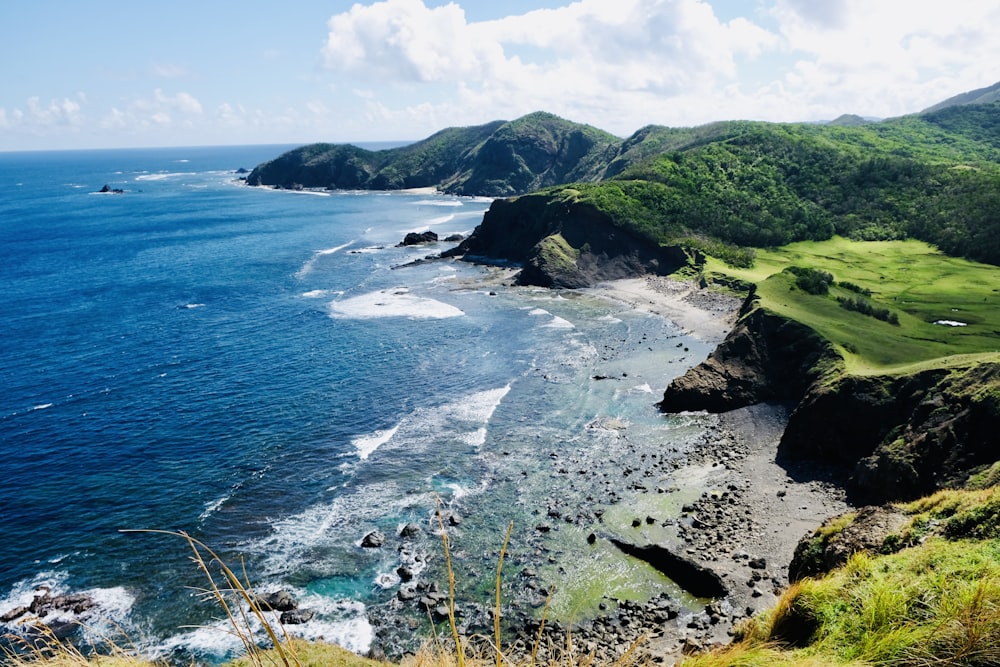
{"left": 1, "top": 0, "right": 998, "bottom": 151}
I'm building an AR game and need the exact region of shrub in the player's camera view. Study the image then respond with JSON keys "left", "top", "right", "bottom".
{"left": 785, "top": 266, "right": 834, "bottom": 295}
{"left": 837, "top": 295, "right": 900, "bottom": 325}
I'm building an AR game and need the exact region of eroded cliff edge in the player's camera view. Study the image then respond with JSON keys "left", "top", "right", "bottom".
{"left": 443, "top": 192, "right": 691, "bottom": 288}
{"left": 659, "top": 294, "right": 1000, "bottom": 503}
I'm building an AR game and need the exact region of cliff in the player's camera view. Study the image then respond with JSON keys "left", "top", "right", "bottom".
{"left": 656, "top": 292, "right": 839, "bottom": 412}
{"left": 443, "top": 192, "right": 690, "bottom": 288}
{"left": 660, "top": 300, "right": 1000, "bottom": 503}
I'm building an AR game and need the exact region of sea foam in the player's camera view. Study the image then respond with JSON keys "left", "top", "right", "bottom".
{"left": 352, "top": 424, "right": 400, "bottom": 460}
{"left": 328, "top": 288, "right": 463, "bottom": 319}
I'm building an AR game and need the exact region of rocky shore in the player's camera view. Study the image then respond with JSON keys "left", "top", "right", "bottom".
{"left": 358, "top": 276, "right": 852, "bottom": 665}
{"left": 489, "top": 402, "right": 850, "bottom": 665}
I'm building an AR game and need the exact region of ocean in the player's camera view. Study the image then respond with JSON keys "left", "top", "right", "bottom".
{"left": 0, "top": 145, "right": 718, "bottom": 662}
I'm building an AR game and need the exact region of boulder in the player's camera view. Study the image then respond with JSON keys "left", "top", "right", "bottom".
{"left": 361, "top": 530, "right": 386, "bottom": 548}
{"left": 255, "top": 590, "right": 297, "bottom": 612}
{"left": 789, "top": 506, "right": 908, "bottom": 582}
{"left": 397, "top": 231, "right": 438, "bottom": 246}
{"left": 280, "top": 608, "right": 315, "bottom": 624}
{"left": 608, "top": 537, "right": 727, "bottom": 598}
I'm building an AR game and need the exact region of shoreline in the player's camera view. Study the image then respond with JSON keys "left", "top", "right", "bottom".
{"left": 586, "top": 276, "right": 742, "bottom": 347}
{"left": 523, "top": 276, "right": 851, "bottom": 662}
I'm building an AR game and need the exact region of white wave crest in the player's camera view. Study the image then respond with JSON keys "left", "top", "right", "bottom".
{"left": 544, "top": 315, "right": 575, "bottom": 329}
{"left": 148, "top": 593, "right": 372, "bottom": 661}
{"left": 413, "top": 199, "right": 463, "bottom": 207}
{"left": 0, "top": 571, "right": 135, "bottom": 642}
{"left": 296, "top": 241, "right": 355, "bottom": 278}
{"left": 352, "top": 424, "right": 400, "bottom": 460}
{"left": 135, "top": 172, "right": 192, "bottom": 181}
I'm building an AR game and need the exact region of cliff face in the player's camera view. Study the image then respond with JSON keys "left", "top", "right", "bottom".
{"left": 784, "top": 362, "right": 1000, "bottom": 501}
{"left": 445, "top": 193, "right": 688, "bottom": 288}
{"left": 660, "top": 304, "right": 1000, "bottom": 502}
{"left": 657, "top": 297, "right": 839, "bottom": 413}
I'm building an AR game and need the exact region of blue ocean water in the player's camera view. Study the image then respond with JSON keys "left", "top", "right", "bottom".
{"left": 0, "top": 146, "right": 717, "bottom": 661}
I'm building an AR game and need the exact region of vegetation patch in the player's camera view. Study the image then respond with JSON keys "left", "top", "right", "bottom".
{"left": 704, "top": 237, "right": 1000, "bottom": 373}
{"left": 692, "top": 539, "right": 1000, "bottom": 667}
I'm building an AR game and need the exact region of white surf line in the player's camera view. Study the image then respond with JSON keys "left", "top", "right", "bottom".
{"left": 296, "top": 240, "right": 355, "bottom": 279}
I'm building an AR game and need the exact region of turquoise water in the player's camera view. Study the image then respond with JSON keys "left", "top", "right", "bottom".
{"left": 0, "top": 146, "right": 715, "bottom": 661}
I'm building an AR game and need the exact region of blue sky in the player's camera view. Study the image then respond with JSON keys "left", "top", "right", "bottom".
{"left": 2, "top": 0, "right": 997, "bottom": 150}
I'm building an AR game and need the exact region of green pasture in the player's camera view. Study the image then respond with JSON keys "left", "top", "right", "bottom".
{"left": 704, "top": 237, "right": 1000, "bottom": 374}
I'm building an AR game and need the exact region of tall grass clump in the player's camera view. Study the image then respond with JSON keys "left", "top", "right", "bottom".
{"left": 704, "top": 538, "right": 1000, "bottom": 667}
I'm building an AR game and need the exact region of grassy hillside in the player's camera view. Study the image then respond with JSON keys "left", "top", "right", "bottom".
{"left": 702, "top": 237, "right": 1000, "bottom": 374}
{"left": 684, "top": 486, "right": 1000, "bottom": 667}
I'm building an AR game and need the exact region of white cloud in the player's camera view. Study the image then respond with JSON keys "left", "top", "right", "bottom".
{"left": 314, "top": 0, "right": 1000, "bottom": 136}
{"left": 770, "top": 0, "right": 1000, "bottom": 117}
{"left": 320, "top": 0, "right": 781, "bottom": 135}
{"left": 95, "top": 89, "right": 203, "bottom": 134}
{"left": 0, "top": 94, "right": 86, "bottom": 132}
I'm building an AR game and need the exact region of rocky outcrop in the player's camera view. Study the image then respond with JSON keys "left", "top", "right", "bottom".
{"left": 608, "top": 537, "right": 728, "bottom": 598}
{"left": 397, "top": 231, "right": 438, "bottom": 246}
{"left": 781, "top": 362, "right": 1000, "bottom": 502}
{"left": 444, "top": 193, "right": 689, "bottom": 288}
{"left": 787, "top": 506, "right": 908, "bottom": 582}
{"left": 659, "top": 297, "right": 1000, "bottom": 502}
{"left": 658, "top": 298, "right": 838, "bottom": 413}
{"left": 361, "top": 530, "right": 386, "bottom": 548}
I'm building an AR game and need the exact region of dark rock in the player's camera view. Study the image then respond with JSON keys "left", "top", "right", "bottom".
{"left": 255, "top": 590, "right": 297, "bottom": 612}
{"left": 280, "top": 608, "right": 315, "bottom": 624}
{"left": 0, "top": 606, "right": 28, "bottom": 622}
{"left": 608, "top": 537, "right": 728, "bottom": 598}
{"left": 398, "top": 231, "right": 438, "bottom": 246}
{"left": 361, "top": 530, "right": 386, "bottom": 548}
{"left": 400, "top": 523, "right": 421, "bottom": 539}
{"left": 98, "top": 184, "right": 124, "bottom": 194}
{"left": 748, "top": 557, "right": 767, "bottom": 570}
{"left": 443, "top": 194, "right": 690, "bottom": 288}
{"left": 397, "top": 566, "right": 415, "bottom": 582}
{"left": 659, "top": 303, "right": 835, "bottom": 414}
{"left": 443, "top": 233, "right": 464, "bottom": 242}
{"left": 29, "top": 592, "right": 96, "bottom": 616}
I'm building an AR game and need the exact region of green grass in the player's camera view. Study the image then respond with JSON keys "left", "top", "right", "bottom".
{"left": 704, "top": 237, "right": 1000, "bottom": 373}
{"left": 685, "top": 538, "right": 1000, "bottom": 667}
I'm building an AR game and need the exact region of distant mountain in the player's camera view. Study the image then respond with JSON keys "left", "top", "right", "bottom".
{"left": 444, "top": 101, "right": 1000, "bottom": 286}
{"left": 826, "top": 113, "right": 871, "bottom": 127}
{"left": 246, "top": 112, "right": 621, "bottom": 197}
{"left": 921, "top": 80, "right": 1000, "bottom": 114}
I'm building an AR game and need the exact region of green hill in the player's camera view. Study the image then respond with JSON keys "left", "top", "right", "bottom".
{"left": 246, "top": 111, "right": 621, "bottom": 197}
